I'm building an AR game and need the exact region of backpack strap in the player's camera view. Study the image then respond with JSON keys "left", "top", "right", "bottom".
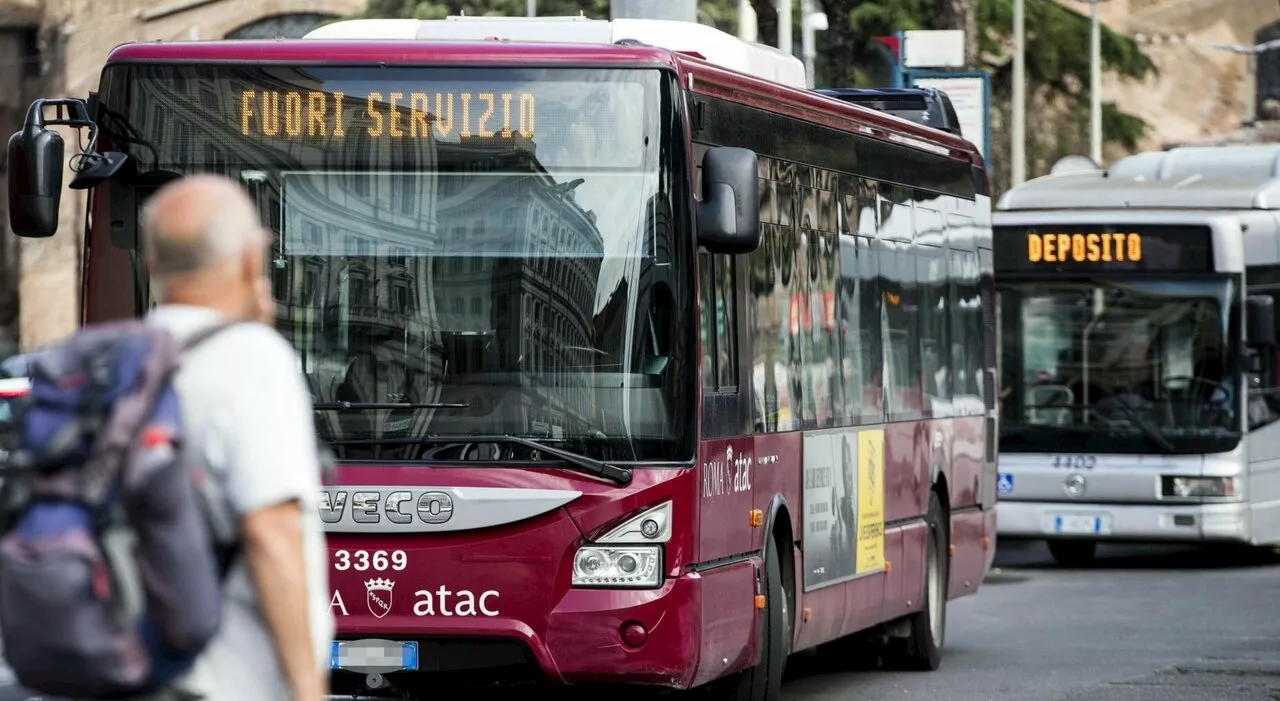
{"left": 179, "top": 319, "right": 258, "bottom": 354}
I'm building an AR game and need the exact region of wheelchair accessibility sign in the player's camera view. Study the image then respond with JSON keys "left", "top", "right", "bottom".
{"left": 997, "top": 472, "right": 1014, "bottom": 495}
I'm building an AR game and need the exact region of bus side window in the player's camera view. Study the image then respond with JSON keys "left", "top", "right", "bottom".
{"left": 698, "top": 251, "right": 739, "bottom": 393}
{"left": 1248, "top": 288, "right": 1280, "bottom": 429}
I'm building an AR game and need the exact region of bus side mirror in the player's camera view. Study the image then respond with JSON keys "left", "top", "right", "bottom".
{"left": 7, "top": 98, "right": 128, "bottom": 239}
{"left": 697, "top": 146, "right": 761, "bottom": 254}
{"left": 7, "top": 120, "right": 65, "bottom": 238}
{"left": 1246, "top": 295, "right": 1275, "bottom": 347}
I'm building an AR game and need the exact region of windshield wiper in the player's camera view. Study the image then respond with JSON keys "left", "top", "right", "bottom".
{"left": 1091, "top": 402, "right": 1175, "bottom": 453}
{"left": 327, "top": 434, "right": 633, "bottom": 486}
{"left": 314, "top": 401, "right": 470, "bottom": 410}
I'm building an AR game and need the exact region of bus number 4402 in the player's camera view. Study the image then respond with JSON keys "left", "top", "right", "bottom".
{"left": 1051, "top": 455, "right": 1096, "bottom": 470}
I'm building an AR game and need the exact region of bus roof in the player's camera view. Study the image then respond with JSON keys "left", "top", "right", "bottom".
{"left": 305, "top": 16, "right": 808, "bottom": 89}
{"left": 104, "top": 38, "right": 679, "bottom": 71}
{"left": 102, "top": 23, "right": 982, "bottom": 165}
{"left": 997, "top": 145, "right": 1280, "bottom": 212}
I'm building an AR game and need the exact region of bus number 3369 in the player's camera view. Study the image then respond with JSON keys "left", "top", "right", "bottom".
{"left": 333, "top": 549, "right": 409, "bottom": 572}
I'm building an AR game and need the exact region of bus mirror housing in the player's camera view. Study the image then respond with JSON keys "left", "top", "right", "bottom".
{"left": 1246, "top": 295, "right": 1275, "bottom": 347}
{"left": 8, "top": 118, "right": 65, "bottom": 239}
{"left": 7, "top": 98, "right": 127, "bottom": 238}
{"left": 697, "top": 147, "right": 761, "bottom": 254}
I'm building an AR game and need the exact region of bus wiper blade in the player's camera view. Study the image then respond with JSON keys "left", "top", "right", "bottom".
{"left": 1092, "top": 402, "right": 1175, "bottom": 452}
{"left": 324, "top": 434, "right": 633, "bottom": 486}
{"left": 448, "top": 434, "right": 632, "bottom": 486}
{"left": 313, "top": 401, "right": 470, "bottom": 410}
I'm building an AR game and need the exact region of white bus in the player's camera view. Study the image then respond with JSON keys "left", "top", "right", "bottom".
{"left": 993, "top": 145, "right": 1280, "bottom": 565}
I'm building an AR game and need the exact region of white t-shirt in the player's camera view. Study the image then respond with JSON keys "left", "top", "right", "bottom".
{"left": 146, "top": 305, "right": 333, "bottom": 701}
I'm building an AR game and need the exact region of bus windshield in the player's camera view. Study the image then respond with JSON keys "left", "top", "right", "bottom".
{"left": 99, "top": 63, "right": 695, "bottom": 463}
{"left": 998, "top": 277, "right": 1241, "bottom": 454}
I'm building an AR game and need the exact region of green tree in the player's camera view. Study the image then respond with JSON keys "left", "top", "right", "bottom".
{"left": 976, "top": 0, "right": 1155, "bottom": 190}
{"left": 808, "top": 0, "right": 1155, "bottom": 191}
{"left": 360, "top": 1, "right": 742, "bottom": 29}
{"left": 360, "top": 0, "right": 610, "bottom": 19}
{"left": 355, "top": 0, "right": 1157, "bottom": 192}
{"left": 749, "top": 0, "right": 778, "bottom": 46}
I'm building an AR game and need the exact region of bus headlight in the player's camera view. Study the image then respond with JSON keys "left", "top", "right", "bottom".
{"left": 572, "top": 501, "right": 671, "bottom": 588}
{"left": 572, "top": 546, "right": 662, "bottom": 588}
{"left": 1162, "top": 476, "right": 1239, "bottom": 498}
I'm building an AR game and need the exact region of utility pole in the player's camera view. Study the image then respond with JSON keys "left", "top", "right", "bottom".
{"left": 1011, "top": 0, "right": 1026, "bottom": 185}
{"left": 737, "top": 0, "right": 758, "bottom": 42}
{"left": 1210, "top": 40, "right": 1280, "bottom": 126}
{"left": 526, "top": 0, "right": 536, "bottom": 17}
{"left": 776, "top": 0, "right": 793, "bottom": 57}
{"left": 799, "top": 0, "right": 828, "bottom": 88}
{"left": 1089, "top": 0, "right": 1102, "bottom": 164}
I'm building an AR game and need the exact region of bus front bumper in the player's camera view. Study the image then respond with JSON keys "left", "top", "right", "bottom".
{"left": 329, "top": 571, "right": 711, "bottom": 690}
{"left": 996, "top": 499, "right": 1250, "bottom": 542}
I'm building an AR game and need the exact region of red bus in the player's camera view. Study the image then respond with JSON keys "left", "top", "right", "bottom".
{"left": 4, "top": 15, "right": 998, "bottom": 700}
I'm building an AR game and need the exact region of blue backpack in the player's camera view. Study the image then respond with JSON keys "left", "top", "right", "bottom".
{"left": 0, "top": 319, "right": 242, "bottom": 700}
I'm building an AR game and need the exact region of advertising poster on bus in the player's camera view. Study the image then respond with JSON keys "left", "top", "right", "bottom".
{"left": 802, "top": 431, "right": 858, "bottom": 590}
{"left": 855, "top": 429, "right": 886, "bottom": 574}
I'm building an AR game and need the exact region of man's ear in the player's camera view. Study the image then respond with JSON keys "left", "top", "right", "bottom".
{"left": 239, "top": 243, "right": 263, "bottom": 283}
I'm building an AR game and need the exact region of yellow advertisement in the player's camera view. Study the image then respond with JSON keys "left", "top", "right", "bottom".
{"left": 855, "top": 429, "right": 886, "bottom": 574}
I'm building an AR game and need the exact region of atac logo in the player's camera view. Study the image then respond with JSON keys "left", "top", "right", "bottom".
{"left": 365, "top": 578, "right": 395, "bottom": 618}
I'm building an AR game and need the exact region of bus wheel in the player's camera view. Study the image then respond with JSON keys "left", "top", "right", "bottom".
{"left": 1047, "top": 540, "right": 1096, "bottom": 567}
{"left": 731, "top": 534, "right": 789, "bottom": 701}
{"left": 885, "top": 491, "right": 948, "bottom": 671}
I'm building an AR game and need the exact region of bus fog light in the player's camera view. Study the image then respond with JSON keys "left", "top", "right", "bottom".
{"left": 572, "top": 545, "right": 662, "bottom": 588}
{"left": 1163, "top": 476, "right": 1238, "bottom": 498}
{"left": 620, "top": 621, "right": 649, "bottom": 648}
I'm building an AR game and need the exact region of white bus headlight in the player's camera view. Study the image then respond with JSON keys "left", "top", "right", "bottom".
{"left": 1162, "top": 476, "right": 1239, "bottom": 498}
{"left": 571, "top": 501, "right": 671, "bottom": 588}
{"left": 572, "top": 545, "right": 662, "bottom": 588}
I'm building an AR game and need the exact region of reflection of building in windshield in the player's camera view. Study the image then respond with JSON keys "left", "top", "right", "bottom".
{"left": 430, "top": 135, "right": 605, "bottom": 435}
{"left": 133, "top": 71, "right": 443, "bottom": 443}
{"left": 127, "top": 70, "right": 622, "bottom": 444}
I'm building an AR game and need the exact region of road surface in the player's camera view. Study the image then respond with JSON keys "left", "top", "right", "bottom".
{"left": 781, "top": 540, "right": 1280, "bottom": 701}
{"left": 1, "top": 541, "right": 1278, "bottom": 700}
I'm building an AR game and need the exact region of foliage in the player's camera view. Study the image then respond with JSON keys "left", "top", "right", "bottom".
{"left": 977, "top": 0, "right": 1156, "bottom": 92}
{"left": 360, "top": 0, "right": 610, "bottom": 20}
{"left": 811, "top": 0, "right": 1157, "bottom": 188}
{"left": 354, "top": 0, "right": 1159, "bottom": 189}
{"left": 1102, "top": 102, "right": 1147, "bottom": 152}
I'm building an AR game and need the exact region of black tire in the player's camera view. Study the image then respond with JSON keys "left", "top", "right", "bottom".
{"left": 1047, "top": 539, "right": 1097, "bottom": 567}
{"left": 884, "top": 491, "right": 948, "bottom": 671}
{"left": 729, "top": 534, "right": 790, "bottom": 701}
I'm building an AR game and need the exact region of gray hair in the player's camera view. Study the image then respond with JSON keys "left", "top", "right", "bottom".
{"left": 139, "top": 177, "right": 264, "bottom": 280}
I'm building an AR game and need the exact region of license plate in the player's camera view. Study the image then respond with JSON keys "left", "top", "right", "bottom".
{"left": 330, "top": 639, "right": 419, "bottom": 672}
{"left": 1045, "top": 513, "right": 1111, "bottom": 535}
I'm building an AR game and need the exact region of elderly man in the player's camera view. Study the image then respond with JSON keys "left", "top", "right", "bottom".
{"left": 141, "top": 175, "right": 332, "bottom": 701}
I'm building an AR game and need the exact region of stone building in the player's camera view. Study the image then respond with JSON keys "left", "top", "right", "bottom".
{"left": 0, "top": 0, "right": 43, "bottom": 359}
{"left": 5, "top": 0, "right": 363, "bottom": 352}
{"left": 1084, "top": 0, "right": 1280, "bottom": 155}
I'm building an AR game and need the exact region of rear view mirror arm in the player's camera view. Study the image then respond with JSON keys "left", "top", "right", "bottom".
{"left": 23, "top": 99, "right": 129, "bottom": 191}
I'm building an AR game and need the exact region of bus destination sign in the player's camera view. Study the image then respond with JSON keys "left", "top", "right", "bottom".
{"left": 1026, "top": 232, "right": 1141, "bottom": 264}
{"left": 994, "top": 224, "right": 1214, "bottom": 273}
{"left": 240, "top": 90, "right": 537, "bottom": 141}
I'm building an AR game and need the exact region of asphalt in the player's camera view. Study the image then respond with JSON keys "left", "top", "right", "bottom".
{"left": 1, "top": 540, "right": 1279, "bottom": 700}
{"left": 780, "top": 540, "right": 1280, "bottom": 701}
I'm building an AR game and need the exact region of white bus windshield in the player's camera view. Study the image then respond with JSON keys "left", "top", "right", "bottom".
{"left": 998, "top": 277, "right": 1241, "bottom": 454}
